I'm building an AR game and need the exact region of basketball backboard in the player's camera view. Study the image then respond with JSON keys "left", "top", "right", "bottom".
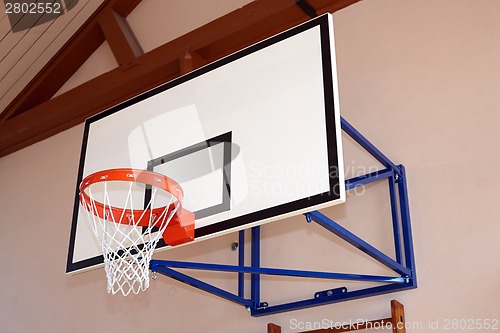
{"left": 66, "top": 14, "right": 345, "bottom": 274}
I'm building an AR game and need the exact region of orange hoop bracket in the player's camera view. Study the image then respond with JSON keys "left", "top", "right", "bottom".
{"left": 79, "top": 168, "right": 195, "bottom": 245}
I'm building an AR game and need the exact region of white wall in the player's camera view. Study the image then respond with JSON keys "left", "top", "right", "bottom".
{"left": 1, "top": 0, "right": 499, "bottom": 332}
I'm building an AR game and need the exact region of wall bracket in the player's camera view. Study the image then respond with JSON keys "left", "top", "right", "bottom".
{"left": 150, "top": 117, "right": 416, "bottom": 316}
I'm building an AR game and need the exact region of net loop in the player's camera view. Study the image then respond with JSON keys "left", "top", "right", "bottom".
{"left": 79, "top": 168, "right": 191, "bottom": 296}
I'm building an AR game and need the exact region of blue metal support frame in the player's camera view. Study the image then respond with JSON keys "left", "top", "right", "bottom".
{"left": 237, "top": 230, "right": 245, "bottom": 298}
{"left": 150, "top": 116, "right": 416, "bottom": 316}
{"left": 152, "top": 265, "right": 253, "bottom": 308}
{"left": 251, "top": 226, "right": 262, "bottom": 309}
{"left": 304, "top": 211, "right": 411, "bottom": 277}
{"left": 150, "top": 260, "right": 408, "bottom": 284}
{"left": 388, "top": 174, "right": 403, "bottom": 264}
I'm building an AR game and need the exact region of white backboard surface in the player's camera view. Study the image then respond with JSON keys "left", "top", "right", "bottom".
{"left": 67, "top": 14, "right": 345, "bottom": 273}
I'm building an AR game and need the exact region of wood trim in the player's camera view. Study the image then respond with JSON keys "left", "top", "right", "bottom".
{"left": 390, "top": 300, "right": 406, "bottom": 333}
{"left": 267, "top": 299, "right": 406, "bottom": 333}
{"left": 0, "top": 0, "right": 361, "bottom": 157}
{"left": 268, "top": 323, "right": 282, "bottom": 333}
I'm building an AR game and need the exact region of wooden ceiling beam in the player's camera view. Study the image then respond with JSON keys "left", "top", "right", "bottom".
{"left": 180, "top": 50, "right": 207, "bottom": 75}
{"left": 97, "top": 8, "right": 142, "bottom": 69}
{"left": 0, "top": 0, "right": 361, "bottom": 157}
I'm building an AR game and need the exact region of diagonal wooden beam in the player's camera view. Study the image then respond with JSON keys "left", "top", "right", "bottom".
{"left": 0, "top": 0, "right": 361, "bottom": 157}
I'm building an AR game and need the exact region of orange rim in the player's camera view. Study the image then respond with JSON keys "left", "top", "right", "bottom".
{"left": 79, "top": 168, "right": 184, "bottom": 227}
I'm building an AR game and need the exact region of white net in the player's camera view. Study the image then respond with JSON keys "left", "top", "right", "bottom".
{"left": 80, "top": 175, "right": 180, "bottom": 296}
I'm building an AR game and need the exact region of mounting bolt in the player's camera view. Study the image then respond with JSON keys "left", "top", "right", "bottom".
{"left": 394, "top": 174, "right": 400, "bottom": 182}
{"left": 326, "top": 290, "right": 333, "bottom": 296}
{"left": 152, "top": 271, "right": 157, "bottom": 280}
{"left": 231, "top": 242, "right": 239, "bottom": 251}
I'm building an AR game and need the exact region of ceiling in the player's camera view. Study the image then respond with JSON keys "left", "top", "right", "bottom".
{"left": 0, "top": 0, "right": 105, "bottom": 116}
{"left": 0, "top": 0, "right": 360, "bottom": 157}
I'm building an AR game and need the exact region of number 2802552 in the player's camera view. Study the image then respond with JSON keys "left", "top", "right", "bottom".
{"left": 5, "top": 2, "right": 62, "bottom": 14}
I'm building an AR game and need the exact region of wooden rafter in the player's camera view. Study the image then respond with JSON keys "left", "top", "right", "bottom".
{"left": 0, "top": 0, "right": 361, "bottom": 157}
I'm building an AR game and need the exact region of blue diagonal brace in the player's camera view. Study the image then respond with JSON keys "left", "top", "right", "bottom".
{"left": 151, "top": 264, "right": 253, "bottom": 308}
{"left": 305, "top": 210, "right": 411, "bottom": 276}
{"left": 341, "top": 117, "right": 400, "bottom": 173}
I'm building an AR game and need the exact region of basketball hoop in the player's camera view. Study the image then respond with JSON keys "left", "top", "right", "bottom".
{"left": 79, "top": 168, "right": 194, "bottom": 296}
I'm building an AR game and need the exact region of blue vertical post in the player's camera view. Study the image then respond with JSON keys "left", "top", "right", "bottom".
{"left": 238, "top": 230, "right": 245, "bottom": 298}
{"left": 251, "top": 226, "right": 261, "bottom": 308}
{"left": 397, "top": 165, "right": 417, "bottom": 283}
{"left": 388, "top": 174, "right": 402, "bottom": 264}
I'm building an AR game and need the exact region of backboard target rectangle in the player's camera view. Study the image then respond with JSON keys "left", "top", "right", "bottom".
{"left": 67, "top": 14, "right": 345, "bottom": 274}
{"left": 146, "top": 132, "right": 232, "bottom": 220}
